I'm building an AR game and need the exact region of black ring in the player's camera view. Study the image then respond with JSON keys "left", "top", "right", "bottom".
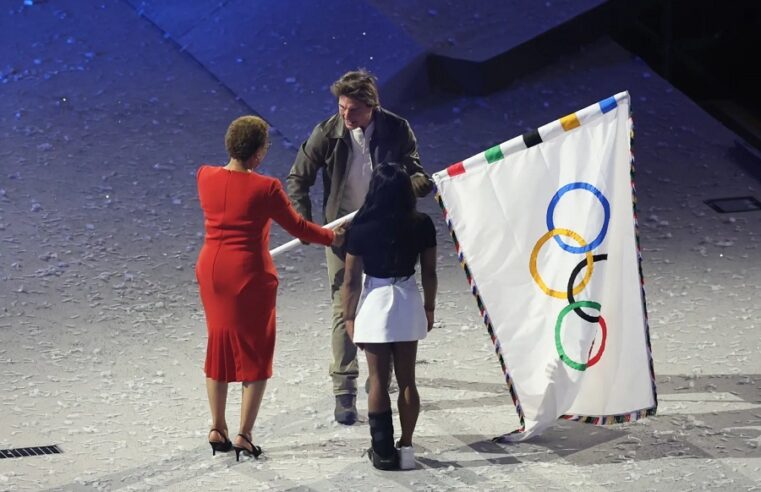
{"left": 566, "top": 254, "right": 608, "bottom": 322}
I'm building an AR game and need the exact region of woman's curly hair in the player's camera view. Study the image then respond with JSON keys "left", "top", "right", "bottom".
{"left": 225, "top": 115, "right": 268, "bottom": 161}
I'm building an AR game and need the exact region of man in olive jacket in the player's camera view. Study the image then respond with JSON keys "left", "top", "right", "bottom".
{"left": 287, "top": 69, "right": 432, "bottom": 424}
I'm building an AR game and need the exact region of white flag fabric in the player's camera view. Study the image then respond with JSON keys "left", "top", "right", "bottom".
{"left": 433, "top": 92, "right": 657, "bottom": 441}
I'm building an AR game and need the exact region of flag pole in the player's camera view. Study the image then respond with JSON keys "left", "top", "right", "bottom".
{"left": 269, "top": 210, "right": 357, "bottom": 257}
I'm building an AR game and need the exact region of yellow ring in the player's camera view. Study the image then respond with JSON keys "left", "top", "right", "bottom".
{"left": 529, "top": 228, "right": 594, "bottom": 299}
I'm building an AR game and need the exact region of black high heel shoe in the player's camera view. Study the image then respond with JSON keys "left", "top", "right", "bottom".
{"left": 208, "top": 428, "right": 233, "bottom": 455}
{"left": 233, "top": 433, "right": 262, "bottom": 461}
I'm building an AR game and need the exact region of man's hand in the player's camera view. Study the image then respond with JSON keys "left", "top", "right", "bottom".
{"left": 410, "top": 172, "right": 434, "bottom": 198}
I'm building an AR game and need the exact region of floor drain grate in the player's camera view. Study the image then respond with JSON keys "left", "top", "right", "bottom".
{"left": 704, "top": 196, "right": 761, "bottom": 213}
{"left": 0, "top": 445, "right": 62, "bottom": 459}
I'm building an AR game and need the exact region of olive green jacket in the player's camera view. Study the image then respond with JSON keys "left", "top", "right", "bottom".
{"left": 286, "top": 107, "right": 429, "bottom": 224}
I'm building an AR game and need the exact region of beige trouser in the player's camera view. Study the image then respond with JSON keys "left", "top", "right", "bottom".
{"left": 326, "top": 243, "right": 359, "bottom": 396}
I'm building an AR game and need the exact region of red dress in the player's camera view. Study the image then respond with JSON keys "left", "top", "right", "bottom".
{"left": 196, "top": 165, "right": 334, "bottom": 382}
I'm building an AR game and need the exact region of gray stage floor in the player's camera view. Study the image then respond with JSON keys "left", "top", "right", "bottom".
{"left": 1, "top": 1, "right": 759, "bottom": 490}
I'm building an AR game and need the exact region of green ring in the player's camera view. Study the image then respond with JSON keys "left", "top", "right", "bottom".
{"left": 555, "top": 300, "right": 601, "bottom": 371}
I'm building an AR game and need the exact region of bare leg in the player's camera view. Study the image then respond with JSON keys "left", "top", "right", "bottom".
{"left": 392, "top": 341, "right": 419, "bottom": 447}
{"left": 235, "top": 379, "right": 267, "bottom": 450}
{"left": 206, "top": 377, "right": 229, "bottom": 441}
{"left": 364, "top": 343, "right": 393, "bottom": 413}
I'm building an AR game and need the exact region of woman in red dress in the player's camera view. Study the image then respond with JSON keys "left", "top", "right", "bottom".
{"left": 196, "top": 115, "right": 342, "bottom": 460}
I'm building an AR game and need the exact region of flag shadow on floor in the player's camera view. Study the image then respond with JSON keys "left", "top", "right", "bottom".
{"left": 415, "top": 373, "right": 761, "bottom": 466}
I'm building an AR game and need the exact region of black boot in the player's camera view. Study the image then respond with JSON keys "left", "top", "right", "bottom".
{"left": 367, "top": 410, "right": 398, "bottom": 470}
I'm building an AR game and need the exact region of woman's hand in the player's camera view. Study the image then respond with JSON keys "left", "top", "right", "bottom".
{"left": 332, "top": 225, "right": 346, "bottom": 248}
{"left": 425, "top": 308, "right": 434, "bottom": 332}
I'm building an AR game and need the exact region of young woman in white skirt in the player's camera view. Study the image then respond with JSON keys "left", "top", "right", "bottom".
{"left": 342, "top": 163, "right": 437, "bottom": 470}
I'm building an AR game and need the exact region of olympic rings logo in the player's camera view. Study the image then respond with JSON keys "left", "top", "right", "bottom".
{"left": 529, "top": 182, "right": 610, "bottom": 371}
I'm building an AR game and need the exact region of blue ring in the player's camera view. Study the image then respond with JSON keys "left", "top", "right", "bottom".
{"left": 546, "top": 182, "right": 610, "bottom": 253}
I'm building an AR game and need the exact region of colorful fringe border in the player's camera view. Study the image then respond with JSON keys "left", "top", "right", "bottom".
{"left": 435, "top": 191, "right": 528, "bottom": 433}
{"left": 433, "top": 92, "right": 658, "bottom": 436}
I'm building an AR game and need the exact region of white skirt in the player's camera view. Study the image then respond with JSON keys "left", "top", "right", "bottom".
{"left": 353, "top": 275, "right": 428, "bottom": 344}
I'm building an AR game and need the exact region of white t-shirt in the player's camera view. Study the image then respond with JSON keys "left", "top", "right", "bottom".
{"left": 340, "top": 122, "right": 375, "bottom": 213}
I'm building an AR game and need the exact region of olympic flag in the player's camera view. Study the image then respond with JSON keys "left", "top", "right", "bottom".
{"left": 433, "top": 92, "right": 657, "bottom": 441}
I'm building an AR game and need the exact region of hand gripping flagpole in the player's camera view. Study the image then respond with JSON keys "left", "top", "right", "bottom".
{"left": 269, "top": 210, "right": 357, "bottom": 258}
